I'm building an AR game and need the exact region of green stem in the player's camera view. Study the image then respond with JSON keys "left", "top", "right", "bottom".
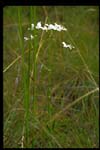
{"left": 18, "top": 7, "right": 30, "bottom": 147}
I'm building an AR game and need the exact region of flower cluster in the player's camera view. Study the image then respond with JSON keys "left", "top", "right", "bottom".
{"left": 24, "top": 21, "right": 75, "bottom": 50}
{"left": 62, "top": 42, "right": 75, "bottom": 50}
{"left": 28, "top": 21, "right": 67, "bottom": 31}
{"left": 24, "top": 21, "right": 67, "bottom": 41}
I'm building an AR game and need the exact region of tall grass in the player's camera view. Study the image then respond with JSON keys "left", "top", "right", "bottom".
{"left": 4, "top": 6, "right": 99, "bottom": 148}
{"left": 30, "top": 7, "right": 37, "bottom": 113}
{"left": 18, "top": 7, "right": 30, "bottom": 146}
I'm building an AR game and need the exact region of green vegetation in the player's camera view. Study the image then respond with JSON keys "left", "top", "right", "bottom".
{"left": 3, "top": 6, "right": 99, "bottom": 148}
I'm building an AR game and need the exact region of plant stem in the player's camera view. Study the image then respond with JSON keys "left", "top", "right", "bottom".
{"left": 18, "top": 7, "right": 30, "bottom": 147}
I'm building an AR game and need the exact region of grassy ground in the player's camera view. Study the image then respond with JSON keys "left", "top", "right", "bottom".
{"left": 3, "top": 6, "right": 99, "bottom": 148}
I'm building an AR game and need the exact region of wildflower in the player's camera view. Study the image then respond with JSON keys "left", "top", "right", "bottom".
{"left": 62, "top": 41, "right": 75, "bottom": 50}
{"left": 30, "top": 35, "right": 34, "bottom": 40}
{"left": 47, "top": 23, "right": 67, "bottom": 31}
{"left": 31, "top": 23, "right": 34, "bottom": 30}
{"left": 24, "top": 37, "right": 29, "bottom": 41}
{"left": 48, "top": 24, "right": 57, "bottom": 30}
{"left": 28, "top": 21, "right": 67, "bottom": 32}
{"left": 54, "top": 23, "right": 62, "bottom": 31}
{"left": 28, "top": 24, "right": 34, "bottom": 30}
{"left": 42, "top": 26, "right": 48, "bottom": 31}
{"left": 36, "top": 21, "right": 42, "bottom": 29}
{"left": 54, "top": 23, "right": 67, "bottom": 31}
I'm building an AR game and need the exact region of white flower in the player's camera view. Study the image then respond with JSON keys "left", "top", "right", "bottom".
{"left": 24, "top": 37, "right": 29, "bottom": 41}
{"left": 36, "top": 21, "right": 42, "bottom": 29}
{"left": 36, "top": 22, "right": 48, "bottom": 30}
{"left": 42, "top": 26, "right": 48, "bottom": 30}
{"left": 56, "top": 27, "right": 62, "bottom": 31}
{"left": 31, "top": 23, "right": 34, "bottom": 30}
{"left": 62, "top": 41, "right": 74, "bottom": 50}
{"left": 27, "top": 22, "right": 67, "bottom": 32}
{"left": 28, "top": 24, "right": 34, "bottom": 30}
{"left": 54, "top": 23, "right": 61, "bottom": 28}
{"left": 48, "top": 24, "right": 56, "bottom": 30}
{"left": 30, "top": 35, "right": 34, "bottom": 40}
{"left": 54, "top": 23, "right": 67, "bottom": 31}
{"left": 47, "top": 23, "right": 67, "bottom": 31}
{"left": 62, "top": 27, "right": 67, "bottom": 31}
